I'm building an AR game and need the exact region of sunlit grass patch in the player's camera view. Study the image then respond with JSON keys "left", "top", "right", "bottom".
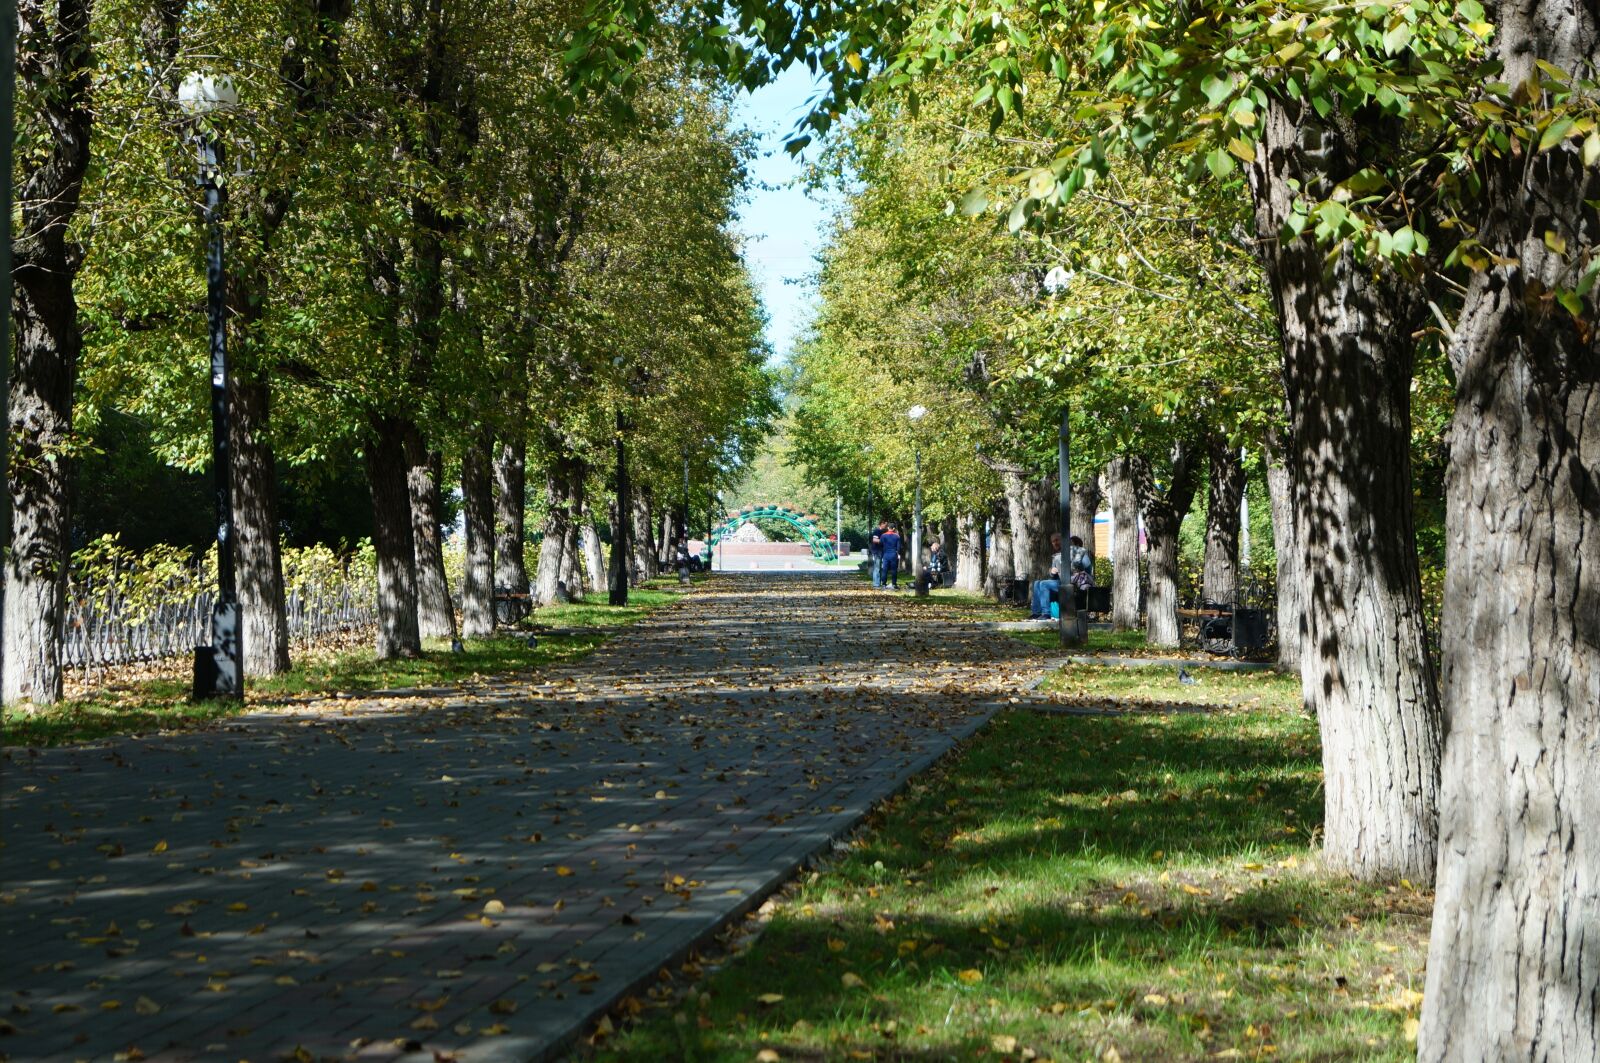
{"left": 1041, "top": 662, "right": 1303, "bottom": 714}
{"left": 593, "top": 709, "right": 1427, "bottom": 1062}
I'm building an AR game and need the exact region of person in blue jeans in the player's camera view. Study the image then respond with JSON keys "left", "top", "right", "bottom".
{"left": 879, "top": 525, "right": 902, "bottom": 589}
{"left": 868, "top": 522, "right": 886, "bottom": 588}
{"left": 1029, "top": 532, "right": 1064, "bottom": 618}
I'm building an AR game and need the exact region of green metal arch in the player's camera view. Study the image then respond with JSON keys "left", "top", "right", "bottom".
{"left": 709, "top": 505, "right": 838, "bottom": 562}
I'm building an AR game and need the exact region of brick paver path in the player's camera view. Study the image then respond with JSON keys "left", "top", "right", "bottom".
{"left": 1, "top": 574, "right": 1042, "bottom": 1062}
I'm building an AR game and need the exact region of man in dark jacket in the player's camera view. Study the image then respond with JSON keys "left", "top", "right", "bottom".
{"left": 879, "top": 525, "right": 902, "bottom": 590}
{"left": 868, "top": 522, "right": 885, "bottom": 588}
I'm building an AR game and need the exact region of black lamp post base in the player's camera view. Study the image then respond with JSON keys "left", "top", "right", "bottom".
{"left": 193, "top": 600, "right": 243, "bottom": 700}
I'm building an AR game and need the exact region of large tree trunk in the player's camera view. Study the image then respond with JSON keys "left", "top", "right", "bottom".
{"left": 405, "top": 439, "right": 456, "bottom": 641}
{"left": 1418, "top": 7, "right": 1600, "bottom": 1054}
{"left": 364, "top": 415, "right": 421, "bottom": 658}
{"left": 533, "top": 449, "right": 583, "bottom": 606}
{"left": 1264, "top": 430, "right": 1303, "bottom": 674}
{"left": 493, "top": 435, "right": 529, "bottom": 593}
{"left": 1001, "top": 470, "right": 1052, "bottom": 578}
{"left": 229, "top": 376, "right": 291, "bottom": 676}
{"left": 1070, "top": 472, "right": 1101, "bottom": 568}
{"left": 1249, "top": 97, "right": 1442, "bottom": 883}
{"left": 629, "top": 489, "right": 655, "bottom": 584}
{"left": 1133, "top": 444, "right": 1201, "bottom": 648}
{"left": 985, "top": 500, "right": 1011, "bottom": 598}
{"left": 581, "top": 518, "right": 606, "bottom": 594}
{"left": 560, "top": 520, "right": 582, "bottom": 597}
{"left": 956, "top": 512, "right": 984, "bottom": 593}
{"left": 459, "top": 435, "right": 495, "bottom": 639}
{"left": 1107, "top": 456, "right": 1142, "bottom": 631}
{"left": 1202, "top": 435, "right": 1244, "bottom": 605}
{"left": 5, "top": 0, "right": 95, "bottom": 706}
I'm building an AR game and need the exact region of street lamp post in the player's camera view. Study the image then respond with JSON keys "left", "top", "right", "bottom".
{"left": 907, "top": 405, "right": 928, "bottom": 596}
{"left": 180, "top": 73, "right": 244, "bottom": 700}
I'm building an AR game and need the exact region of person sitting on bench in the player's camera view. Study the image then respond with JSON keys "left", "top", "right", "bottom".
{"left": 1029, "top": 533, "right": 1063, "bottom": 619}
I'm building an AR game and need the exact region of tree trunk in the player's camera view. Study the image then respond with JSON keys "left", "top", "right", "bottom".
{"left": 1107, "top": 456, "right": 1142, "bottom": 632}
{"left": 5, "top": 0, "right": 94, "bottom": 707}
{"left": 459, "top": 435, "right": 495, "bottom": 639}
{"left": 493, "top": 435, "right": 529, "bottom": 593}
{"left": 1202, "top": 434, "right": 1245, "bottom": 605}
{"left": 1419, "top": 7, "right": 1600, "bottom": 1054}
{"left": 229, "top": 376, "right": 291, "bottom": 676}
{"left": 533, "top": 449, "right": 582, "bottom": 607}
{"left": 956, "top": 512, "right": 984, "bottom": 592}
{"left": 1001, "top": 470, "right": 1051, "bottom": 578}
{"left": 365, "top": 415, "right": 421, "bottom": 658}
{"left": 405, "top": 438, "right": 456, "bottom": 642}
{"left": 1249, "top": 96, "right": 1442, "bottom": 883}
{"left": 629, "top": 489, "right": 654, "bottom": 584}
{"left": 1071, "top": 472, "right": 1101, "bottom": 567}
{"left": 985, "top": 500, "right": 1011, "bottom": 599}
{"left": 581, "top": 519, "right": 606, "bottom": 594}
{"left": 608, "top": 416, "right": 631, "bottom": 606}
{"left": 1133, "top": 445, "right": 1201, "bottom": 648}
{"left": 560, "top": 520, "right": 581, "bottom": 598}
{"left": 1264, "top": 430, "right": 1303, "bottom": 674}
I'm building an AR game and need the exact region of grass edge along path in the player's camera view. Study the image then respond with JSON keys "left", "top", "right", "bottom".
{"left": 588, "top": 703, "right": 1432, "bottom": 1062}
{"left": 2, "top": 581, "right": 694, "bottom": 747}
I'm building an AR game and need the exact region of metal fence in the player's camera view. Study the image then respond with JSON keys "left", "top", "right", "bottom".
{"left": 60, "top": 562, "right": 377, "bottom": 671}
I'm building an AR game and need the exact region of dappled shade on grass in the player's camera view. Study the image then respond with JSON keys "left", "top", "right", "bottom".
{"left": 596, "top": 708, "right": 1430, "bottom": 1061}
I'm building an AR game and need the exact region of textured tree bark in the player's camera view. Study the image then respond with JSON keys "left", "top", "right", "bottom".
{"left": 1133, "top": 445, "right": 1200, "bottom": 648}
{"left": 459, "top": 436, "right": 495, "bottom": 639}
{"left": 1264, "top": 431, "right": 1303, "bottom": 674}
{"left": 1202, "top": 435, "right": 1244, "bottom": 605}
{"left": 493, "top": 436, "right": 529, "bottom": 593}
{"left": 1249, "top": 96, "right": 1442, "bottom": 882}
{"left": 581, "top": 519, "right": 606, "bottom": 594}
{"left": 404, "top": 439, "right": 456, "bottom": 642}
{"left": 365, "top": 415, "right": 421, "bottom": 658}
{"left": 956, "top": 512, "right": 984, "bottom": 592}
{"left": 533, "top": 450, "right": 582, "bottom": 606}
{"left": 1070, "top": 472, "right": 1101, "bottom": 566}
{"left": 629, "top": 490, "right": 655, "bottom": 584}
{"left": 1419, "top": 5, "right": 1600, "bottom": 1054}
{"left": 229, "top": 377, "right": 291, "bottom": 676}
{"left": 560, "top": 520, "right": 581, "bottom": 597}
{"left": 986, "top": 500, "right": 1012, "bottom": 599}
{"left": 1106, "top": 457, "right": 1142, "bottom": 631}
{"left": 5, "top": 0, "right": 94, "bottom": 706}
{"left": 1002, "top": 470, "right": 1052, "bottom": 578}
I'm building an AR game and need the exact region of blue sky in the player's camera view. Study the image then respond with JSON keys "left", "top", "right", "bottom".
{"left": 730, "top": 65, "right": 838, "bottom": 366}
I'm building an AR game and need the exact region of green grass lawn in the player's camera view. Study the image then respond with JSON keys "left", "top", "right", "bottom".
{"left": 1010, "top": 628, "right": 1151, "bottom": 655}
{"left": 594, "top": 704, "right": 1429, "bottom": 1062}
{"left": 2, "top": 585, "right": 689, "bottom": 746}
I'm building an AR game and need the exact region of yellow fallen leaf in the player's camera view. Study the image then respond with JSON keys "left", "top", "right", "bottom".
{"left": 556, "top": 866, "right": 574, "bottom": 877}
{"left": 274, "top": 976, "right": 298, "bottom": 986}
{"left": 483, "top": 899, "right": 506, "bottom": 915}
{"left": 756, "top": 1051, "right": 781, "bottom": 1062}
{"left": 826, "top": 938, "right": 847, "bottom": 952}
{"left": 135, "top": 996, "right": 161, "bottom": 1015}
{"left": 957, "top": 969, "right": 983, "bottom": 985}
{"left": 151, "top": 841, "right": 168, "bottom": 854}
{"left": 101, "top": 1000, "right": 121, "bottom": 1011}
{"left": 489, "top": 999, "right": 518, "bottom": 1015}
{"left": 841, "top": 972, "right": 865, "bottom": 989}
{"left": 410, "top": 1015, "right": 438, "bottom": 1031}
{"left": 480, "top": 1023, "right": 510, "bottom": 1035}
{"left": 1143, "top": 993, "right": 1169, "bottom": 1006}
{"left": 227, "top": 902, "right": 249, "bottom": 913}
{"left": 992, "top": 1034, "right": 1019, "bottom": 1052}
{"left": 756, "top": 993, "right": 784, "bottom": 1005}
{"left": 1404, "top": 1016, "right": 1420, "bottom": 1042}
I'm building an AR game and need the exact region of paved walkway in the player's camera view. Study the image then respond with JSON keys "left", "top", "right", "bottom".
{"left": 1, "top": 574, "right": 1042, "bottom": 1062}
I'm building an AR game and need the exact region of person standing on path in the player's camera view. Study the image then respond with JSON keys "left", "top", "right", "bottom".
{"left": 868, "top": 522, "right": 885, "bottom": 588}
{"left": 880, "top": 525, "right": 902, "bottom": 590}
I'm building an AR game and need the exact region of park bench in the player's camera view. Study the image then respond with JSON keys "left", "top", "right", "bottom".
{"left": 493, "top": 588, "right": 532, "bottom": 625}
{"left": 1186, "top": 600, "right": 1269, "bottom": 657}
